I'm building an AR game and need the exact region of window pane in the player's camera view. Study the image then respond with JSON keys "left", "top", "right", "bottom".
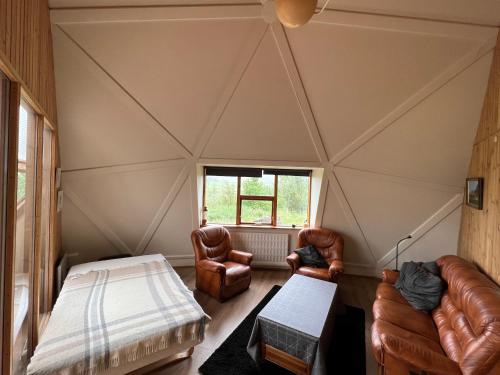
{"left": 13, "top": 102, "right": 37, "bottom": 375}
{"left": 277, "top": 175, "right": 309, "bottom": 227}
{"left": 240, "top": 174, "right": 274, "bottom": 196}
{"left": 39, "top": 126, "right": 53, "bottom": 318}
{"left": 205, "top": 176, "right": 237, "bottom": 224}
{"left": 241, "top": 200, "right": 273, "bottom": 224}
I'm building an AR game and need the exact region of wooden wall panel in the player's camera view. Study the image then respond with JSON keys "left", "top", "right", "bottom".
{"left": 0, "top": 0, "right": 57, "bottom": 125}
{"left": 459, "top": 33, "right": 500, "bottom": 284}
{"left": 0, "top": 2, "right": 59, "bottom": 373}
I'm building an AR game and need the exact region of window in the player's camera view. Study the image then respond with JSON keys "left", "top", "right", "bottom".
{"left": 203, "top": 167, "right": 311, "bottom": 227}
{"left": 38, "top": 124, "right": 54, "bottom": 324}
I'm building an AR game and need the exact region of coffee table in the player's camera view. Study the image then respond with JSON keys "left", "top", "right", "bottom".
{"left": 247, "top": 274, "right": 338, "bottom": 375}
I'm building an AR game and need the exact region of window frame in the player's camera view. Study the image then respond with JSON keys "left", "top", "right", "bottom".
{"left": 203, "top": 168, "right": 312, "bottom": 228}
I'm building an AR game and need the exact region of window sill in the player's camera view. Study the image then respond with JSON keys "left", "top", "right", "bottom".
{"left": 204, "top": 224, "right": 303, "bottom": 231}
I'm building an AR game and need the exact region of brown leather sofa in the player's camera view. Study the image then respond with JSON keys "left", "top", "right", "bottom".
{"left": 371, "top": 255, "right": 500, "bottom": 375}
{"left": 286, "top": 228, "right": 344, "bottom": 283}
{"left": 191, "top": 226, "right": 253, "bottom": 302}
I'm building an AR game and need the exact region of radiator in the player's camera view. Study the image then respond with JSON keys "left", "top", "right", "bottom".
{"left": 231, "top": 232, "right": 289, "bottom": 266}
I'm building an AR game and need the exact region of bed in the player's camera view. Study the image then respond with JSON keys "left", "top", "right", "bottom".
{"left": 27, "top": 254, "right": 209, "bottom": 375}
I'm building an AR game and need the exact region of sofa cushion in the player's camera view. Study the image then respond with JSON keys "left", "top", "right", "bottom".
{"left": 437, "top": 255, "right": 500, "bottom": 336}
{"left": 376, "top": 283, "right": 409, "bottom": 306}
{"left": 371, "top": 319, "right": 445, "bottom": 363}
{"left": 373, "top": 299, "right": 440, "bottom": 343}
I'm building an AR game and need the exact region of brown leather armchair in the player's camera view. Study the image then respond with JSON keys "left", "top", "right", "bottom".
{"left": 191, "top": 226, "right": 253, "bottom": 302}
{"left": 371, "top": 255, "right": 500, "bottom": 375}
{"left": 286, "top": 228, "right": 344, "bottom": 283}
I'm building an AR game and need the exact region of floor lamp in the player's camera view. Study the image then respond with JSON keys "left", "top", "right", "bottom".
{"left": 395, "top": 235, "right": 412, "bottom": 271}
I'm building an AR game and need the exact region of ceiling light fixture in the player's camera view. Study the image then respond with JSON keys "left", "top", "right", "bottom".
{"left": 274, "top": 0, "right": 331, "bottom": 28}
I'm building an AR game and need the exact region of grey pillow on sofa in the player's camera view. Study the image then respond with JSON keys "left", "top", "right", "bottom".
{"left": 294, "top": 245, "right": 329, "bottom": 268}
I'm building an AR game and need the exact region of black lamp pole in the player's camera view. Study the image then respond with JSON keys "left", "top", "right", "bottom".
{"left": 395, "top": 235, "right": 412, "bottom": 271}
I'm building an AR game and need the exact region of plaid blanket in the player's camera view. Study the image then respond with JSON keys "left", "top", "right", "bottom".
{"left": 28, "top": 257, "right": 208, "bottom": 375}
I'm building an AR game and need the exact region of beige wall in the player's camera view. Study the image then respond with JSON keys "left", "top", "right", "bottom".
{"left": 51, "top": 5, "right": 499, "bottom": 275}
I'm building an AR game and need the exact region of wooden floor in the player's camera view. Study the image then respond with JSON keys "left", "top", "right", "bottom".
{"left": 151, "top": 268, "right": 380, "bottom": 375}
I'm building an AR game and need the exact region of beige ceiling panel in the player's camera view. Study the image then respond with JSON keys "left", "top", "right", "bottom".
{"left": 53, "top": 27, "right": 183, "bottom": 171}
{"left": 383, "top": 207, "right": 461, "bottom": 269}
{"left": 286, "top": 21, "right": 479, "bottom": 160}
{"left": 335, "top": 167, "right": 457, "bottom": 261}
{"left": 48, "top": 1, "right": 500, "bottom": 26}
{"left": 321, "top": 182, "right": 374, "bottom": 265}
{"left": 62, "top": 198, "right": 122, "bottom": 266}
{"left": 202, "top": 29, "right": 319, "bottom": 162}
{"left": 145, "top": 178, "right": 194, "bottom": 256}
{"left": 340, "top": 52, "right": 493, "bottom": 187}
{"left": 63, "top": 160, "right": 186, "bottom": 251}
{"left": 61, "top": 18, "right": 266, "bottom": 152}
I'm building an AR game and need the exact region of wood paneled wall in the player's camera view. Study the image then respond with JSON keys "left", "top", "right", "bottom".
{"left": 0, "top": 0, "right": 57, "bottom": 125}
{"left": 459, "top": 33, "right": 500, "bottom": 284}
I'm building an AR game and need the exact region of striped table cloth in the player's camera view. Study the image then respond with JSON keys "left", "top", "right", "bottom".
{"left": 28, "top": 255, "right": 209, "bottom": 375}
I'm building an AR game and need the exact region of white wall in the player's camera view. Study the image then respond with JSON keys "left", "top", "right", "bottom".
{"left": 51, "top": 5, "right": 499, "bottom": 274}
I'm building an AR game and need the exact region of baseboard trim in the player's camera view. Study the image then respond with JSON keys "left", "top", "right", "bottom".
{"left": 165, "top": 254, "right": 195, "bottom": 267}
{"left": 165, "top": 255, "right": 380, "bottom": 278}
{"left": 344, "top": 262, "right": 380, "bottom": 278}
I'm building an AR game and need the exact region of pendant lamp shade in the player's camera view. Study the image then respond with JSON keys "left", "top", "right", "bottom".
{"left": 275, "top": 0, "right": 318, "bottom": 28}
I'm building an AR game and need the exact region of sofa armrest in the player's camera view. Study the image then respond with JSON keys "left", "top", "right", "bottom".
{"left": 228, "top": 250, "right": 253, "bottom": 266}
{"left": 379, "top": 334, "right": 461, "bottom": 375}
{"left": 286, "top": 253, "right": 301, "bottom": 273}
{"left": 329, "top": 259, "right": 344, "bottom": 281}
{"left": 382, "top": 269, "right": 400, "bottom": 284}
{"left": 197, "top": 259, "right": 226, "bottom": 276}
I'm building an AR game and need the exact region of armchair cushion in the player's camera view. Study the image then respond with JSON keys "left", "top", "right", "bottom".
{"left": 223, "top": 261, "right": 251, "bottom": 285}
{"left": 227, "top": 250, "right": 253, "bottom": 266}
{"left": 294, "top": 245, "right": 329, "bottom": 268}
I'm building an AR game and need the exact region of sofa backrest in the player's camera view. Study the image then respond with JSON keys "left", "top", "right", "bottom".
{"left": 435, "top": 255, "right": 500, "bottom": 375}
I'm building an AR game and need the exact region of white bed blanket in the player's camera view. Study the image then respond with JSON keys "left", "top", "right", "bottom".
{"left": 28, "top": 255, "right": 209, "bottom": 375}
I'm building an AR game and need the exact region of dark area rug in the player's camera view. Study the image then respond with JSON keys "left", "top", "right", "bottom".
{"left": 199, "top": 285, "right": 366, "bottom": 375}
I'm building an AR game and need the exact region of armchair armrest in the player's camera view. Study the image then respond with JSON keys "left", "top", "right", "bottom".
{"left": 380, "top": 334, "right": 461, "bottom": 375}
{"left": 197, "top": 259, "right": 226, "bottom": 276}
{"left": 328, "top": 259, "right": 344, "bottom": 281}
{"left": 382, "top": 269, "right": 400, "bottom": 284}
{"left": 228, "top": 250, "right": 253, "bottom": 266}
{"left": 286, "top": 253, "right": 301, "bottom": 273}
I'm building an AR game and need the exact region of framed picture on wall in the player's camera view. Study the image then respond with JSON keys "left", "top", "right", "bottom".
{"left": 466, "top": 177, "right": 484, "bottom": 210}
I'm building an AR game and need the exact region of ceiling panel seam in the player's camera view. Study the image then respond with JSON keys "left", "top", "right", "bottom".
{"left": 55, "top": 24, "right": 193, "bottom": 159}
{"left": 325, "top": 167, "right": 377, "bottom": 263}
{"left": 64, "top": 185, "right": 133, "bottom": 254}
{"left": 377, "top": 195, "right": 463, "bottom": 268}
{"left": 197, "top": 24, "right": 270, "bottom": 158}
{"left": 61, "top": 158, "right": 187, "bottom": 174}
{"left": 334, "top": 166, "right": 464, "bottom": 193}
{"left": 136, "top": 163, "right": 192, "bottom": 254}
{"left": 193, "top": 22, "right": 269, "bottom": 159}
{"left": 270, "top": 22, "right": 329, "bottom": 163}
{"left": 331, "top": 35, "right": 498, "bottom": 165}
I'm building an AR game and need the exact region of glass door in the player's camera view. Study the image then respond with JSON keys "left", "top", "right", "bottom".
{"left": 12, "top": 100, "right": 37, "bottom": 375}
